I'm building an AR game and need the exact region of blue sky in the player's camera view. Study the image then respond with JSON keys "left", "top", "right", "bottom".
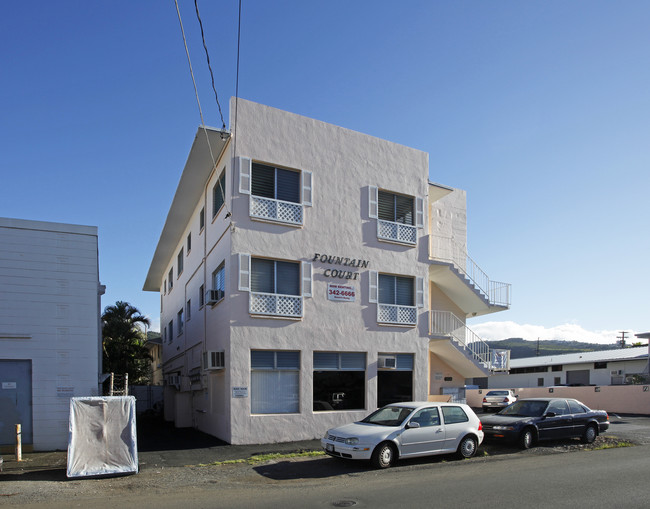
{"left": 2, "top": 1, "right": 648, "bottom": 344}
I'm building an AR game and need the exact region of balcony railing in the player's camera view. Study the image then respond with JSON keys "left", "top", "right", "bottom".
{"left": 251, "top": 195, "right": 303, "bottom": 225}
{"left": 378, "top": 303, "right": 417, "bottom": 325}
{"left": 377, "top": 219, "right": 417, "bottom": 245}
{"left": 250, "top": 292, "right": 303, "bottom": 318}
{"left": 429, "top": 235, "right": 511, "bottom": 307}
{"left": 430, "top": 310, "right": 491, "bottom": 368}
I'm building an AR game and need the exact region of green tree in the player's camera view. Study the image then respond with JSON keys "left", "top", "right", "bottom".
{"left": 102, "top": 301, "right": 152, "bottom": 384}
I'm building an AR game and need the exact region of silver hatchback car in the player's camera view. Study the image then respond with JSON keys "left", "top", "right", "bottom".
{"left": 322, "top": 402, "right": 484, "bottom": 468}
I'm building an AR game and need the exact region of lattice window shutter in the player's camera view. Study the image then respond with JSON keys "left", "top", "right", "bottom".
{"left": 369, "top": 270, "right": 378, "bottom": 303}
{"left": 238, "top": 253, "right": 251, "bottom": 291}
{"left": 416, "top": 277, "right": 425, "bottom": 308}
{"left": 238, "top": 157, "right": 251, "bottom": 195}
{"left": 415, "top": 197, "right": 424, "bottom": 228}
{"left": 302, "top": 171, "right": 312, "bottom": 207}
{"left": 369, "top": 186, "right": 378, "bottom": 219}
{"left": 302, "top": 261, "right": 312, "bottom": 297}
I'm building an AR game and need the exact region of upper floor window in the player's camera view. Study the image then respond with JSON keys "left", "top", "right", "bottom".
{"left": 238, "top": 157, "right": 312, "bottom": 226}
{"left": 369, "top": 186, "right": 423, "bottom": 245}
{"left": 186, "top": 299, "right": 191, "bottom": 321}
{"left": 199, "top": 284, "right": 205, "bottom": 307}
{"left": 238, "top": 254, "right": 312, "bottom": 318}
{"left": 213, "top": 170, "right": 226, "bottom": 218}
{"left": 168, "top": 268, "right": 174, "bottom": 290}
{"left": 187, "top": 233, "right": 192, "bottom": 253}
{"left": 199, "top": 207, "right": 205, "bottom": 232}
{"left": 177, "top": 248, "right": 184, "bottom": 277}
{"left": 369, "top": 271, "right": 424, "bottom": 326}
{"left": 167, "top": 320, "right": 173, "bottom": 343}
{"left": 207, "top": 262, "right": 225, "bottom": 305}
{"left": 177, "top": 309, "right": 184, "bottom": 336}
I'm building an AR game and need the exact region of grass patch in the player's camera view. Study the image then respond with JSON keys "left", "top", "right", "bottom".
{"left": 198, "top": 450, "right": 325, "bottom": 467}
{"left": 591, "top": 441, "right": 633, "bottom": 450}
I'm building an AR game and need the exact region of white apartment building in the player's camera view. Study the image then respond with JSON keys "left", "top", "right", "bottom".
{"left": 0, "top": 218, "right": 104, "bottom": 451}
{"left": 144, "top": 99, "right": 510, "bottom": 445}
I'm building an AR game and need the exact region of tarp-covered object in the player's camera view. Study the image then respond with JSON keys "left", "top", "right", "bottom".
{"left": 67, "top": 396, "right": 138, "bottom": 478}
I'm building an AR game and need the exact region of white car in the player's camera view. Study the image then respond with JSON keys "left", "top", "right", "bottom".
{"left": 482, "top": 390, "right": 517, "bottom": 412}
{"left": 321, "top": 402, "right": 484, "bottom": 468}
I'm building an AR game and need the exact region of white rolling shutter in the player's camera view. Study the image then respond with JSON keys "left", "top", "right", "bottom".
{"left": 416, "top": 277, "right": 424, "bottom": 308}
{"left": 238, "top": 157, "right": 251, "bottom": 195}
{"left": 415, "top": 196, "right": 424, "bottom": 228}
{"left": 238, "top": 253, "right": 251, "bottom": 291}
{"left": 302, "top": 261, "right": 312, "bottom": 297}
{"left": 369, "top": 186, "right": 378, "bottom": 219}
{"left": 369, "top": 270, "right": 378, "bottom": 303}
{"left": 302, "top": 171, "right": 313, "bottom": 206}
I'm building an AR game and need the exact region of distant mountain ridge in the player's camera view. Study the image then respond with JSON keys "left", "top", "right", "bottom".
{"left": 486, "top": 338, "right": 619, "bottom": 359}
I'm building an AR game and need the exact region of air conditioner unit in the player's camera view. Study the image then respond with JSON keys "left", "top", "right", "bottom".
{"left": 378, "top": 355, "right": 397, "bottom": 369}
{"left": 203, "top": 351, "right": 225, "bottom": 370}
{"left": 610, "top": 370, "right": 624, "bottom": 376}
{"left": 167, "top": 374, "right": 181, "bottom": 387}
{"left": 206, "top": 289, "right": 224, "bottom": 305}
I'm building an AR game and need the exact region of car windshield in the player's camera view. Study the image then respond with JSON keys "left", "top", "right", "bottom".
{"left": 498, "top": 400, "right": 548, "bottom": 417}
{"left": 360, "top": 406, "right": 414, "bottom": 426}
{"left": 486, "top": 391, "right": 509, "bottom": 396}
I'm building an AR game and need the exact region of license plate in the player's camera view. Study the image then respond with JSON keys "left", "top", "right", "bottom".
{"left": 326, "top": 443, "right": 334, "bottom": 452}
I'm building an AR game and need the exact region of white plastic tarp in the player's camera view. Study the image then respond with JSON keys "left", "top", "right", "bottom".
{"left": 67, "top": 396, "right": 138, "bottom": 478}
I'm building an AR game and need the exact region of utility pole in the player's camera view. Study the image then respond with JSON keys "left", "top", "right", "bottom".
{"left": 617, "top": 331, "right": 629, "bottom": 348}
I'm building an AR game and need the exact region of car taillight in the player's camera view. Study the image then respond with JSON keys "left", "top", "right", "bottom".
{"left": 503, "top": 398, "right": 509, "bottom": 402}
{"left": 478, "top": 421, "right": 483, "bottom": 431}
{"left": 482, "top": 397, "right": 487, "bottom": 403}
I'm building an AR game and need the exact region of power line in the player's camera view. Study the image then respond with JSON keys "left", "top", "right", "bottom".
{"left": 193, "top": 0, "right": 226, "bottom": 129}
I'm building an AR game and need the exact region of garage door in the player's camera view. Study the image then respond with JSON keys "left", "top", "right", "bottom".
{"left": 566, "top": 369, "right": 590, "bottom": 386}
{"left": 0, "top": 360, "right": 33, "bottom": 446}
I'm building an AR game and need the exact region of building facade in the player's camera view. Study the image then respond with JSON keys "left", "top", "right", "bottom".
{"left": 144, "top": 99, "right": 510, "bottom": 444}
{"left": 0, "top": 218, "right": 104, "bottom": 451}
{"left": 487, "top": 346, "right": 649, "bottom": 389}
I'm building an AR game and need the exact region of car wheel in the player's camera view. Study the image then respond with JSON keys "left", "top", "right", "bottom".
{"left": 519, "top": 428, "right": 534, "bottom": 449}
{"left": 582, "top": 424, "right": 597, "bottom": 444}
{"left": 371, "top": 442, "right": 396, "bottom": 469}
{"left": 457, "top": 435, "right": 477, "bottom": 459}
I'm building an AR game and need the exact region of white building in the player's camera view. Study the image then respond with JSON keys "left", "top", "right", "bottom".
{"left": 488, "top": 346, "right": 649, "bottom": 389}
{"left": 0, "top": 218, "right": 104, "bottom": 452}
{"left": 144, "top": 99, "right": 510, "bottom": 445}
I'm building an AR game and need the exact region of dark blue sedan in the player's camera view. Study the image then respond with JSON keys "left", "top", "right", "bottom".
{"left": 481, "top": 397, "right": 609, "bottom": 449}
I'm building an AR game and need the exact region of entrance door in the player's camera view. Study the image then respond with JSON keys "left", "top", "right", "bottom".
{"left": 0, "top": 360, "right": 33, "bottom": 446}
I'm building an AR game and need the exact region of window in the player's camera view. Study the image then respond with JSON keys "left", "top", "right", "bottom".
{"left": 370, "top": 272, "right": 423, "bottom": 325}
{"left": 547, "top": 400, "right": 569, "bottom": 415}
{"left": 594, "top": 362, "right": 607, "bottom": 369}
{"left": 251, "top": 258, "right": 300, "bottom": 296}
{"left": 186, "top": 299, "right": 191, "bottom": 321}
{"left": 552, "top": 365, "right": 563, "bottom": 372}
{"left": 187, "top": 233, "right": 191, "bottom": 253}
{"left": 177, "top": 309, "right": 184, "bottom": 336}
{"left": 252, "top": 163, "right": 300, "bottom": 203}
{"left": 313, "top": 352, "right": 365, "bottom": 411}
{"left": 199, "top": 284, "right": 205, "bottom": 307}
{"left": 164, "top": 279, "right": 167, "bottom": 294}
{"left": 378, "top": 190, "right": 414, "bottom": 225}
{"left": 168, "top": 269, "right": 173, "bottom": 290}
{"left": 211, "top": 262, "right": 225, "bottom": 302}
{"left": 554, "top": 376, "right": 561, "bottom": 385}
{"left": 377, "top": 354, "right": 413, "bottom": 408}
{"left": 251, "top": 351, "right": 299, "bottom": 414}
{"left": 168, "top": 320, "right": 173, "bottom": 343}
{"left": 199, "top": 207, "right": 205, "bottom": 232}
{"left": 441, "top": 406, "right": 469, "bottom": 424}
{"left": 177, "top": 249, "right": 184, "bottom": 277}
{"left": 537, "top": 378, "right": 544, "bottom": 387}
{"left": 409, "top": 407, "right": 441, "bottom": 427}
{"left": 213, "top": 170, "right": 226, "bottom": 218}
{"left": 568, "top": 400, "right": 586, "bottom": 414}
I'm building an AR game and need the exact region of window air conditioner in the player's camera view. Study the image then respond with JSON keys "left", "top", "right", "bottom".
{"left": 378, "top": 355, "right": 397, "bottom": 369}
{"left": 203, "top": 351, "right": 225, "bottom": 370}
{"left": 610, "top": 369, "right": 624, "bottom": 376}
{"left": 206, "top": 289, "right": 224, "bottom": 305}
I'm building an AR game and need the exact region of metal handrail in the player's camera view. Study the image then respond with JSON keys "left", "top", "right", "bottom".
{"left": 429, "top": 235, "right": 511, "bottom": 307}
{"left": 430, "top": 310, "right": 491, "bottom": 367}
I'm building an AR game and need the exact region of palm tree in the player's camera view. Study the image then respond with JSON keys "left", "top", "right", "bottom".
{"left": 102, "top": 301, "right": 152, "bottom": 384}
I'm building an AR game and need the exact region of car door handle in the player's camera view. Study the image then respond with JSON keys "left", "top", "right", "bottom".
{"left": 436, "top": 429, "right": 443, "bottom": 433}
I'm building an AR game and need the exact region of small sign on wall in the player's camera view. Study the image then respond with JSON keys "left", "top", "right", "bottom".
{"left": 2, "top": 382, "right": 17, "bottom": 390}
{"left": 327, "top": 283, "right": 355, "bottom": 302}
{"left": 232, "top": 386, "right": 248, "bottom": 398}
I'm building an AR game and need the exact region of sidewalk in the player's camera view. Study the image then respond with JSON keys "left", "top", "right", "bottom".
{"left": 1, "top": 420, "right": 322, "bottom": 476}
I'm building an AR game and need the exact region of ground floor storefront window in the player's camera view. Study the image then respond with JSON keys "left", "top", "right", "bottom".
{"left": 251, "top": 350, "right": 299, "bottom": 414}
{"left": 313, "top": 352, "right": 365, "bottom": 411}
{"left": 377, "top": 354, "right": 413, "bottom": 408}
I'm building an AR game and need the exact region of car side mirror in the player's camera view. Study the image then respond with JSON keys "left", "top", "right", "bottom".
{"left": 407, "top": 421, "right": 420, "bottom": 429}
{"left": 544, "top": 411, "right": 556, "bottom": 418}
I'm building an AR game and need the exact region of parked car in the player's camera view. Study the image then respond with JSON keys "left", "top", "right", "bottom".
{"left": 482, "top": 390, "right": 517, "bottom": 412}
{"left": 321, "top": 402, "right": 484, "bottom": 469}
{"left": 481, "top": 397, "right": 609, "bottom": 449}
